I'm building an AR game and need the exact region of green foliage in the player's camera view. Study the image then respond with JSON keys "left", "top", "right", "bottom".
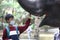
{"left": 0, "top": 0, "right": 35, "bottom": 30}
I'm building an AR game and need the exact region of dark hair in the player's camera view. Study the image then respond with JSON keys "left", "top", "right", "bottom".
{"left": 5, "top": 14, "right": 14, "bottom": 22}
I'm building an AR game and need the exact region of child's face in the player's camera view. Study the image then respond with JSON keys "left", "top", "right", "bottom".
{"left": 7, "top": 18, "right": 14, "bottom": 23}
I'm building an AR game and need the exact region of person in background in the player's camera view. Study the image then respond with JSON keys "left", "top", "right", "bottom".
{"left": 26, "top": 24, "right": 35, "bottom": 40}
{"left": 2, "top": 14, "right": 31, "bottom": 40}
{"left": 54, "top": 28, "right": 59, "bottom": 40}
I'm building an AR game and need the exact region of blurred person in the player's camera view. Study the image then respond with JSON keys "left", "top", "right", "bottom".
{"left": 26, "top": 24, "right": 35, "bottom": 40}
{"left": 48, "top": 28, "right": 59, "bottom": 40}
{"left": 54, "top": 28, "right": 59, "bottom": 40}
{"left": 2, "top": 14, "right": 31, "bottom": 40}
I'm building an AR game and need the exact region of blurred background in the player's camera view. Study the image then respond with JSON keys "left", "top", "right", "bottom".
{"left": 0, "top": 0, "right": 58, "bottom": 40}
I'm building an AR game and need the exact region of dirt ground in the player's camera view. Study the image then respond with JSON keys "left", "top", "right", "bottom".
{"left": 0, "top": 30, "right": 54, "bottom": 40}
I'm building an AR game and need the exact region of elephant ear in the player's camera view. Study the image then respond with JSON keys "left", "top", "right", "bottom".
{"left": 17, "top": 0, "right": 47, "bottom": 16}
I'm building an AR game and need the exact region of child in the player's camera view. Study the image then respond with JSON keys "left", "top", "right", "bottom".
{"left": 2, "top": 14, "right": 31, "bottom": 40}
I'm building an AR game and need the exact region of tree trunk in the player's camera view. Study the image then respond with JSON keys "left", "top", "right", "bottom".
{"left": 0, "top": 0, "right": 3, "bottom": 4}
{"left": 34, "top": 16, "right": 41, "bottom": 40}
